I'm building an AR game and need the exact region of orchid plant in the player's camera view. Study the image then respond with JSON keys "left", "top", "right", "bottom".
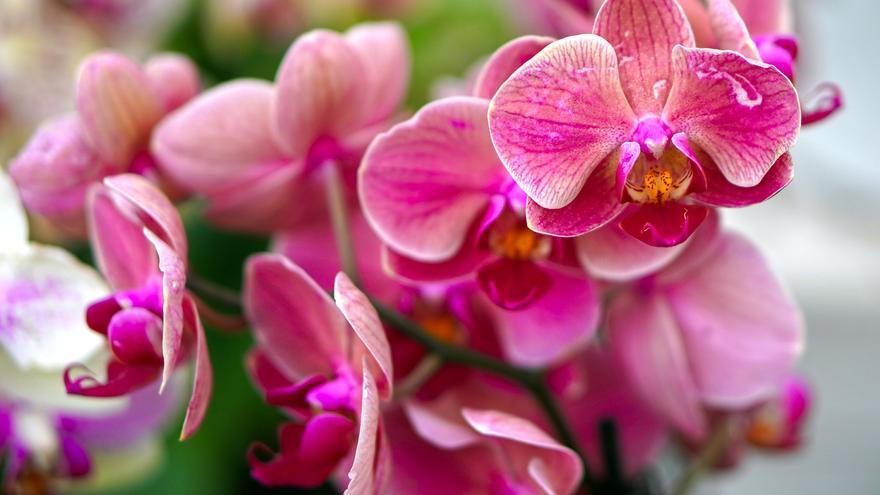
{"left": 1, "top": 0, "right": 837, "bottom": 493}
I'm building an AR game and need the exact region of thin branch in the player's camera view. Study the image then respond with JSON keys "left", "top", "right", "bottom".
{"left": 674, "top": 416, "right": 732, "bottom": 495}
{"left": 323, "top": 162, "right": 361, "bottom": 287}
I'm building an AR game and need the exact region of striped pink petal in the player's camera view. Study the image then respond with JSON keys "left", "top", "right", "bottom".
{"left": 473, "top": 35, "right": 554, "bottom": 100}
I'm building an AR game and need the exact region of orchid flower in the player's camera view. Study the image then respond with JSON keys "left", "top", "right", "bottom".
{"left": 607, "top": 216, "right": 804, "bottom": 440}
{"left": 243, "top": 254, "right": 394, "bottom": 492}
{"left": 489, "top": 0, "right": 801, "bottom": 247}
{"left": 696, "top": 0, "right": 843, "bottom": 125}
{"left": 0, "top": 170, "right": 182, "bottom": 491}
{"left": 152, "top": 22, "right": 409, "bottom": 233}
{"left": 390, "top": 377, "right": 583, "bottom": 494}
{"left": 9, "top": 50, "right": 199, "bottom": 236}
{"left": 747, "top": 374, "right": 812, "bottom": 450}
{"left": 360, "top": 96, "right": 601, "bottom": 366}
{"left": 63, "top": 174, "right": 212, "bottom": 440}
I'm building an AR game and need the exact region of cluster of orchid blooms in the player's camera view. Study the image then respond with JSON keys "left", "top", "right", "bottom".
{"left": 0, "top": 0, "right": 841, "bottom": 493}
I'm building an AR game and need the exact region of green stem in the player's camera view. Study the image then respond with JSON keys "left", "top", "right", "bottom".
{"left": 673, "top": 417, "right": 732, "bottom": 495}
{"left": 323, "top": 162, "right": 361, "bottom": 286}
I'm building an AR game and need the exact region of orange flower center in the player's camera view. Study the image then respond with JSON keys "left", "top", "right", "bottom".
{"left": 488, "top": 225, "right": 550, "bottom": 261}
{"left": 418, "top": 314, "right": 463, "bottom": 345}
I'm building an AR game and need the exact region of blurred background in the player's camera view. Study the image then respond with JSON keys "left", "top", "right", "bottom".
{"left": 0, "top": 0, "right": 876, "bottom": 493}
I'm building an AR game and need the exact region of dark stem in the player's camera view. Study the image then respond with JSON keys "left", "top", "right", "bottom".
{"left": 186, "top": 272, "right": 243, "bottom": 310}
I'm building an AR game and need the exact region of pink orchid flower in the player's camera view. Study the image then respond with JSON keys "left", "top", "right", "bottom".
{"left": 607, "top": 217, "right": 803, "bottom": 440}
{"left": 63, "top": 174, "right": 212, "bottom": 440}
{"left": 359, "top": 96, "right": 600, "bottom": 365}
{"left": 390, "top": 377, "right": 583, "bottom": 494}
{"left": 489, "top": 0, "right": 801, "bottom": 247}
{"left": 694, "top": 0, "right": 842, "bottom": 125}
{"left": 152, "top": 22, "right": 409, "bottom": 233}
{"left": 9, "top": 51, "right": 199, "bottom": 237}
{"left": 747, "top": 374, "right": 812, "bottom": 450}
{"left": 243, "top": 254, "right": 393, "bottom": 492}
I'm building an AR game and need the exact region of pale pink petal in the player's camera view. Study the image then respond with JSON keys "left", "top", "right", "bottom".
{"left": 143, "top": 53, "right": 201, "bottom": 113}
{"left": 88, "top": 185, "right": 155, "bottom": 290}
{"left": 244, "top": 254, "right": 348, "bottom": 380}
{"left": 383, "top": 245, "right": 491, "bottom": 285}
{"left": 104, "top": 174, "right": 187, "bottom": 261}
{"left": 489, "top": 268, "right": 599, "bottom": 367}
{"left": 525, "top": 159, "right": 625, "bottom": 237}
{"left": 334, "top": 273, "right": 394, "bottom": 400}
{"left": 403, "top": 399, "right": 481, "bottom": 450}
{"left": 609, "top": 292, "right": 706, "bottom": 439}
{"left": 664, "top": 232, "right": 804, "bottom": 408}
{"left": 731, "top": 0, "right": 790, "bottom": 35}
{"left": 708, "top": 0, "right": 760, "bottom": 59}
{"left": 143, "top": 230, "right": 186, "bottom": 394}
{"left": 694, "top": 152, "right": 793, "bottom": 207}
{"left": 577, "top": 222, "right": 684, "bottom": 281}
{"left": 343, "top": 367, "right": 380, "bottom": 495}
{"left": 489, "top": 35, "right": 635, "bottom": 209}
{"left": 462, "top": 408, "right": 583, "bottom": 495}
{"left": 273, "top": 30, "right": 368, "bottom": 157}
{"left": 593, "top": 0, "right": 695, "bottom": 114}
{"left": 77, "top": 51, "right": 163, "bottom": 166}
{"left": 473, "top": 35, "right": 555, "bottom": 100}
{"left": 679, "top": 0, "right": 716, "bottom": 47}
{"left": 360, "top": 97, "right": 506, "bottom": 261}
{"left": 663, "top": 46, "right": 800, "bottom": 187}
{"left": 179, "top": 295, "right": 213, "bottom": 440}
{"left": 344, "top": 22, "right": 410, "bottom": 125}
{"left": 152, "top": 80, "right": 288, "bottom": 194}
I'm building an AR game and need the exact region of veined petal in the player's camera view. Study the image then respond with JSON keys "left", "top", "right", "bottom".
{"left": 179, "top": 296, "right": 213, "bottom": 440}
{"left": 0, "top": 245, "right": 107, "bottom": 370}
{"left": 708, "top": 0, "right": 760, "bottom": 59}
{"left": 105, "top": 174, "right": 187, "bottom": 261}
{"left": 152, "top": 80, "right": 287, "bottom": 193}
{"left": 489, "top": 34, "right": 635, "bottom": 209}
{"left": 360, "top": 97, "right": 506, "bottom": 262}
{"left": 344, "top": 367, "right": 382, "bottom": 495}
{"left": 344, "top": 22, "right": 410, "bottom": 126}
{"left": 77, "top": 51, "right": 163, "bottom": 166}
{"left": 244, "top": 254, "right": 348, "bottom": 380}
{"left": 462, "top": 408, "right": 583, "bottom": 495}
{"left": 526, "top": 158, "right": 625, "bottom": 237}
{"left": 473, "top": 35, "right": 555, "bottom": 100}
{"left": 334, "top": 274, "right": 394, "bottom": 400}
{"left": 593, "top": 0, "right": 695, "bottom": 114}
{"left": 577, "top": 222, "right": 685, "bottom": 281}
{"left": 489, "top": 268, "right": 599, "bottom": 367}
{"left": 663, "top": 46, "right": 800, "bottom": 187}
{"left": 609, "top": 292, "right": 706, "bottom": 439}
{"left": 273, "top": 30, "right": 367, "bottom": 157}
{"left": 694, "top": 152, "right": 793, "bottom": 207}
{"left": 88, "top": 185, "right": 156, "bottom": 291}
{"left": 143, "top": 53, "right": 201, "bottom": 113}
{"left": 664, "top": 232, "right": 804, "bottom": 408}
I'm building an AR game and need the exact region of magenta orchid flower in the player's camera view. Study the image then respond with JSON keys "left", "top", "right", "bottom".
{"left": 9, "top": 51, "right": 199, "bottom": 236}
{"left": 489, "top": 0, "right": 801, "bottom": 247}
{"left": 360, "top": 96, "right": 601, "bottom": 366}
{"left": 607, "top": 218, "right": 804, "bottom": 440}
{"left": 243, "top": 254, "right": 393, "bottom": 492}
{"left": 747, "top": 374, "right": 812, "bottom": 450}
{"left": 63, "top": 174, "right": 212, "bottom": 440}
{"left": 696, "top": 0, "right": 843, "bottom": 125}
{"left": 152, "top": 22, "right": 409, "bottom": 233}
{"left": 390, "top": 377, "right": 583, "bottom": 494}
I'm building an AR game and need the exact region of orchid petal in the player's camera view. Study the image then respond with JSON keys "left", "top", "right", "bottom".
{"left": 619, "top": 203, "right": 709, "bottom": 247}
{"left": 143, "top": 53, "right": 201, "bottom": 113}
{"left": 273, "top": 30, "right": 367, "bottom": 156}
{"left": 152, "top": 80, "right": 288, "bottom": 194}
{"left": 708, "top": 0, "right": 760, "bottom": 59}
{"left": 462, "top": 408, "right": 583, "bottom": 495}
{"left": 403, "top": 399, "right": 481, "bottom": 450}
{"left": 105, "top": 174, "right": 187, "bottom": 260}
{"left": 477, "top": 258, "right": 553, "bottom": 311}
{"left": 77, "top": 51, "right": 162, "bottom": 166}
{"left": 383, "top": 244, "right": 491, "bottom": 286}
{"left": 360, "top": 97, "right": 506, "bottom": 261}
{"left": 490, "top": 268, "right": 599, "bottom": 367}
{"left": 577, "top": 222, "right": 684, "bottom": 281}
{"left": 344, "top": 22, "right": 410, "bottom": 125}
{"left": 694, "top": 152, "right": 793, "bottom": 207}
{"left": 64, "top": 360, "right": 159, "bottom": 398}
{"left": 142, "top": 230, "right": 185, "bottom": 394}
{"left": 473, "top": 35, "right": 555, "bottom": 100}
{"left": 593, "top": 0, "right": 695, "bottom": 114}
{"left": 609, "top": 292, "right": 706, "bottom": 439}
{"left": 665, "top": 232, "right": 804, "bottom": 408}
{"left": 179, "top": 296, "right": 213, "bottom": 440}
{"left": 0, "top": 169, "right": 28, "bottom": 251}
{"left": 526, "top": 159, "right": 625, "bottom": 237}
{"left": 88, "top": 186, "right": 155, "bottom": 290}
{"left": 730, "top": 0, "right": 790, "bottom": 35}
{"left": 489, "top": 34, "right": 635, "bottom": 209}
{"left": 244, "top": 254, "right": 348, "bottom": 380}
{"left": 334, "top": 273, "right": 394, "bottom": 399}
{"left": 344, "top": 367, "right": 382, "bottom": 495}
{"left": 663, "top": 46, "right": 800, "bottom": 187}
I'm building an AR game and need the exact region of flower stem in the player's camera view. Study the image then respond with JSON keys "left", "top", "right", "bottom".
{"left": 323, "top": 162, "right": 361, "bottom": 286}
{"left": 673, "top": 416, "right": 732, "bottom": 495}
